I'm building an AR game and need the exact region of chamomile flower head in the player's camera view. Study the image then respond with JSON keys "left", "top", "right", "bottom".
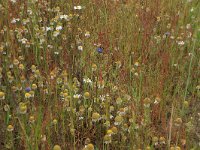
{"left": 85, "top": 144, "right": 94, "bottom": 150}
{"left": 19, "top": 103, "right": 27, "bottom": 114}
{"left": 84, "top": 92, "right": 90, "bottom": 99}
{"left": 7, "top": 125, "right": 14, "bottom": 132}
{"left": 143, "top": 97, "right": 151, "bottom": 107}
{"left": 74, "top": 6, "right": 82, "bottom": 10}
{"left": 111, "top": 126, "right": 118, "bottom": 134}
{"left": 114, "top": 115, "right": 123, "bottom": 125}
{"left": 56, "top": 25, "right": 63, "bottom": 31}
{"left": 0, "top": 91, "right": 5, "bottom": 100}
{"left": 92, "top": 112, "right": 100, "bottom": 122}
{"left": 29, "top": 115, "right": 35, "bottom": 123}
{"left": 25, "top": 92, "right": 31, "bottom": 99}
{"left": 134, "top": 61, "right": 139, "bottom": 67}
{"left": 53, "top": 145, "right": 61, "bottom": 150}
{"left": 53, "top": 119, "right": 58, "bottom": 125}
{"left": 183, "top": 101, "right": 189, "bottom": 108}
{"left": 116, "top": 97, "right": 122, "bottom": 105}
{"left": 104, "top": 135, "right": 112, "bottom": 144}
{"left": 174, "top": 118, "right": 182, "bottom": 127}
{"left": 18, "top": 64, "right": 25, "bottom": 70}
{"left": 32, "top": 84, "right": 37, "bottom": 90}
{"left": 106, "top": 129, "right": 113, "bottom": 136}
{"left": 159, "top": 137, "right": 166, "bottom": 144}
{"left": 154, "top": 96, "right": 161, "bottom": 104}
{"left": 152, "top": 136, "right": 159, "bottom": 145}
{"left": 13, "top": 59, "right": 19, "bottom": 66}
{"left": 92, "top": 64, "right": 97, "bottom": 71}
{"left": 85, "top": 31, "right": 90, "bottom": 38}
{"left": 78, "top": 45, "right": 83, "bottom": 51}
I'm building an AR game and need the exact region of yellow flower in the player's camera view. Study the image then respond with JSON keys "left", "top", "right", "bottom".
{"left": 92, "top": 112, "right": 100, "bottom": 122}
{"left": 174, "top": 118, "right": 182, "bottom": 127}
{"left": 183, "top": 101, "right": 189, "bottom": 108}
{"left": 32, "top": 84, "right": 37, "bottom": 90}
{"left": 111, "top": 126, "right": 118, "bottom": 134}
{"left": 19, "top": 103, "right": 27, "bottom": 114}
{"left": 13, "top": 59, "right": 19, "bottom": 65}
{"left": 106, "top": 129, "right": 113, "bottom": 136}
{"left": 143, "top": 98, "right": 151, "bottom": 107}
{"left": 104, "top": 135, "right": 111, "bottom": 144}
{"left": 0, "top": 91, "right": 5, "bottom": 100}
{"left": 29, "top": 116, "right": 35, "bottom": 123}
{"left": 84, "top": 92, "right": 90, "bottom": 99}
{"left": 53, "top": 119, "right": 58, "bottom": 125}
{"left": 18, "top": 64, "right": 25, "bottom": 70}
{"left": 146, "top": 146, "right": 151, "bottom": 150}
{"left": 86, "top": 144, "right": 94, "bottom": 150}
{"left": 116, "top": 97, "right": 122, "bottom": 105}
{"left": 25, "top": 92, "right": 31, "bottom": 99}
{"left": 63, "top": 92, "right": 68, "bottom": 98}
{"left": 53, "top": 145, "right": 61, "bottom": 150}
{"left": 114, "top": 116, "right": 123, "bottom": 125}
{"left": 92, "top": 64, "right": 97, "bottom": 71}
{"left": 159, "top": 136, "right": 165, "bottom": 144}
{"left": 7, "top": 125, "right": 14, "bottom": 132}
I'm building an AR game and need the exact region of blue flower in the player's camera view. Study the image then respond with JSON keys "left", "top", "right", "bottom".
{"left": 164, "top": 32, "right": 170, "bottom": 36}
{"left": 97, "top": 47, "right": 103, "bottom": 53}
{"left": 25, "top": 87, "right": 31, "bottom": 92}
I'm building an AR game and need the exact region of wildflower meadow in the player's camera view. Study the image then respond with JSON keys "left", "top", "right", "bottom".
{"left": 0, "top": 0, "right": 200, "bottom": 150}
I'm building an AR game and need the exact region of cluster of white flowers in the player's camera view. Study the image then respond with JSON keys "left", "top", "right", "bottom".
{"left": 73, "top": 94, "right": 81, "bottom": 99}
{"left": 11, "top": 18, "right": 20, "bottom": 24}
{"left": 74, "top": 6, "right": 82, "bottom": 10}
{"left": 10, "top": 0, "right": 17, "bottom": 3}
{"left": 83, "top": 77, "right": 92, "bottom": 85}
{"left": 60, "top": 14, "right": 69, "bottom": 20}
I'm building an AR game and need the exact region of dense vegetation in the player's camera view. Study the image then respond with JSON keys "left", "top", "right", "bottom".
{"left": 0, "top": 0, "right": 200, "bottom": 149}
